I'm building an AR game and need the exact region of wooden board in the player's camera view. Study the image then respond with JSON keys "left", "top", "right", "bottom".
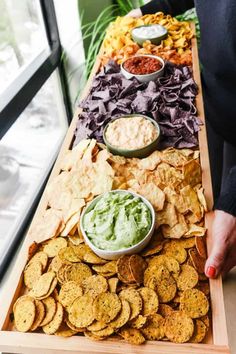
{"left": 0, "top": 24, "right": 230, "bottom": 354}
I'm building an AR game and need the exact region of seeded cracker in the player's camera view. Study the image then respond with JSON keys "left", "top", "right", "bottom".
{"left": 119, "top": 288, "right": 142, "bottom": 320}
{"left": 30, "top": 299, "right": 45, "bottom": 331}
{"left": 109, "top": 299, "right": 131, "bottom": 329}
{"left": 117, "top": 255, "right": 135, "bottom": 284}
{"left": 91, "top": 326, "right": 114, "bottom": 338}
{"left": 40, "top": 297, "right": 57, "bottom": 326}
{"left": 180, "top": 289, "right": 209, "bottom": 318}
{"left": 141, "top": 314, "right": 165, "bottom": 340}
{"left": 42, "top": 302, "right": 64, "bottom": 334}
{"left": 58, "top": 281, "right": 83, "bottom": 308}
{"left": 69, "top": 294, "right": 94, "bottom": 327}
{"left": 164, "top": 311, "right": 194, "bottom": 343}
{"left": 58, "top": 246, "right": 81, "bottom": 262}
{"left": 31, "top": 271, "right": 56, "bottom": 298}
{"left": 82, "top": 275, "right": 108, "bottom": 297}
{"left": 43, "top": 237, "right": 67, "bottom": 258}
{"left": 93, "top": 292, "right": 121, "bottom": 323}
{"left": 129, "top": 255, "right": 147, "bottom": 284}
{"left": 177, "top": 264, "right": 198, "bottom": 291}
{"left": 87, "top": 320, "right": 107, "bottom": 332}
{"left": 28, "top": 251, "right": 48, "bottom": 270}
{"left": 119, "top": 328, "right": 145, "bottom": 345}
{"left": 65, "top": 263, "right": 92, "bottom": 285}
{"left": 148, "top": 266, "right": 177, "bottom": 303}
{"left": 24, "top": 261, "right": 43, "bottom": 289}
{"left": 138, "top": 287, "right": 159, "bottom": 316}
{"left": 190, "top": 319, "right": 207, "bottom": 343}
{"left": 13, "top": 296, "right": 35, "bottom": 332}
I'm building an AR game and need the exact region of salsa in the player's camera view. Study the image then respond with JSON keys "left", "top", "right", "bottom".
{"left": 123, "top": 56, "right": 163, "bottom": 75}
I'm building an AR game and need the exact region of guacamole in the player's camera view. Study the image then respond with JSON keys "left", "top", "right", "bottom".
{"left": 83, "top": 192, "right": 152, "bottom": 251}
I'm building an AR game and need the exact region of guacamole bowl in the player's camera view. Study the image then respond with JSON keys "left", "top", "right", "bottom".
{"left": 80, "top": 190, "right": 155, "bottom": 260}
{"left": 103, "top": 114, "right": 161, "bottom": 158}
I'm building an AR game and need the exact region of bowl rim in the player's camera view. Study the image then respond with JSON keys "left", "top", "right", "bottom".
{"left": 103, "top": 113, "right": 160, "bottom": 154}
{"left": 131, "top": 24, "right": 168, "bottom": 39}
{"left": 121, "top": 54, "right": 165, "bottom": 78}
{"left": 80, "top": 189, "right": 155, "bottom": 256}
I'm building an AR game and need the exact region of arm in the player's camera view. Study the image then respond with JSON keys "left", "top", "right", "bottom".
{"left": 205, "top": 166, "right": 236, "bottom": 278}
{"left": 126, "top": 0, "right": 194, "bottom": 18}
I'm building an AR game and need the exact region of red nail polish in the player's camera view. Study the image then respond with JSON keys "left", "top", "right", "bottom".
{"left": 207, "top": 266, "right": 216, "bottom": 278}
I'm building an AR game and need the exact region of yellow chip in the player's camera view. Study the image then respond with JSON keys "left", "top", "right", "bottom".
{"left": 141, "top": 314, "right": 165, "bottom": 340}
{"left": 31, "top": 271, "right": 56, "bottom": 299}
{"left": 117, "top": 255, "right": 135, "bottom": 284}
{"left": 139, "top": 182, "right": 165, "bottom": 211}
{"left": 48, "top": 256, "right": 65, "bottom": 273}
{"left": 91, "top": 326, "right": 114, "bottom": 338}
{"left": 189, "top": 248, "right": 206, "bottom": 274}
{"left": 129, "top": 314, "right": 147, "bottom": 329}
{"left": 158, "top": 304, "right": 175, "bottom": 318}
{"left": 164, "top": 187, "right": 189, "bottom": 214}
{"left": 163, "top": 241, "right": 187, "bottom": 264}
{"left": 180, "top": 185, "right": 202, "bottom": 221}
{"left": 119, "top": 328, "right": 145, "bottom": 345}
{"left": 84, "top": 330, "right": 106, "bottom": 341}
{"left": 65, "top": 263, "right": 92, "bottom": 285}
{"left": 155, "top": 202, "right": 178, "bottom": 229}
{"left": 180, "top": 289, "right": 209, "bottom": 318}
{"left": 83, "top": 251, "right": 107, "bottom": 264}
{"left": 119, "top": 288, "right": 142, "bottom": 320}
{"left": 109, "top": 299, "right": 131, "bottom": 329}
{"left": 197, "top": 282, "right": 210, "bottom": 296}
{"left": 164, "top": 311, "right": 194, "bottom": 343}
{"left": 195, "top": 236, "right": 207, "bottom": 259}
{"left": 148, "top": 255, "right": 180, "bottom": 274}
{"left": 185, "top": 224, "right": 206, "bottom": 237}
{"left": 13, "top": 296, "right": 36, "bottom": 332}
{"left": 147, "top": 266, "right": 177, "bottom": 303}
{"left": 40, "top": 296, "right": 57, "bottom": 326}
{"left": 87, "top": 320, "right": 107, "bottom": 332}
{"left": 129, "top": 255, "right": 147, "bottom": 284}
{"left": 161, "top": 149, "right": 187, "bottom": 167}
{"left": 138, "top": 287, "right": 159, "bottom": 316}
{"left": 28, "top": 251, "right": 48, "bottom": 270}
{"left": 57, "top": 264, "right": 71, "bottom": 284}
{"left": 182, "top": 159, "right": 201, "bottom": 187}
{"left": 178, "top": 237, "right": 196, "bottom": 249}
{"left": 162, "top": 214, "right": 188, "bottom": 239}
{"left": 42, "top": 302, "right": 64, "bottom": 335}
{"left": 137, "top": 151, "right": 161, "bottom": 170}
{"left": 69, "top": 294, "right": 94, "bottom": 327}
{"left": 141, "top": 232, "right": 164, "bottom": 257}
{"left": 43, "top": 237, "right": 68, "bottom": 258}
{"left": 30, "top": 299, "right": 45, "bottom": 331}
{"left": 82, "top": 275, "right": 108, "bottom": 297}
{"left": 55, "top": 322, "right": 78, "bottom": 337}
{"left": 108, "top": 277, "right": 119, "bottom": 293}
{"left": 92, "top": 260, "right": 117, "bottom": 274}
{"left": 93, "top": 292, "right": 121, "bottom": 323}
{"left": 190, "top": 319, "right": 207, "bottom": 343}
{"left": 177, "top": 265, "right": 198, "bottom": 291}
{"left": 24, "top": 261, "right": 43, "bottom": 289}
{"left": 58, "top": 246, "right": 81, "bottom": 262}
{"left": 58, "top": 281, "right": 83, "bottom": 308}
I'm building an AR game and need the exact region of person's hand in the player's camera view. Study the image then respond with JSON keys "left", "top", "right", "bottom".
{"left": 125, "top": 8, "right": 142, "bottom": 18}
{"left": 205, "top": 210, "right": 236, "bottom": 278}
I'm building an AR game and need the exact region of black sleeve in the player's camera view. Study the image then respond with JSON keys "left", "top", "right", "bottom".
{"left": 140, "top": 0, "right": 195, "bottom": 17}
{"left": 215, "top": 166, "right": 236, "bottom": 216}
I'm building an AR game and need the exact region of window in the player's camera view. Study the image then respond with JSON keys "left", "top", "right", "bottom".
{"left": 0, "top": 0, "right": 71, "bottom": 276}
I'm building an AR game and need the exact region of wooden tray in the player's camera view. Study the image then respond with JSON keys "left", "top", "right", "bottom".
{"left": 0, "top": 24, "right": 230, "bottom": 354}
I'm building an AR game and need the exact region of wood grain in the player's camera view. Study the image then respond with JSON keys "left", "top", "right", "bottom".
{"left": 0, "top": 24, "right": 230, "bottom": 354}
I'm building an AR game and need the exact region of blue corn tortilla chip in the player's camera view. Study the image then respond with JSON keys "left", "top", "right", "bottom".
{"left": 73, "top": 60, "right": 201, "bottom": 149}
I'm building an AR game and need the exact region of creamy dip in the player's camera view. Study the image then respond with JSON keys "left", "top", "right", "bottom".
{"left": 132, "top": 24, "right": 167, "bottom": 39}
{"left": 105, "top": 116, "right": 158, "bottom": 150}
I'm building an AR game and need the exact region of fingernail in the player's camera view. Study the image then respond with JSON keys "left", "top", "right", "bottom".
{"left": 206, "top": 266, "right": 216, "bottom": 278}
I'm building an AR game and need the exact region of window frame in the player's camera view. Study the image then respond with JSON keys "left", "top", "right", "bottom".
{"left": 0, "top": 0, "right": 72, "bottom": 278}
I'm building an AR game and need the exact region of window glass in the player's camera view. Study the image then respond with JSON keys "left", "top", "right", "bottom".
{"left": 0, "top": 0, "right": 48, "bottom": 94}
{"left": 0, "top": 70, "right": 67, "bottom": 259}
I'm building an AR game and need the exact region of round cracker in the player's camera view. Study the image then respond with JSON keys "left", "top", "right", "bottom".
{"left": 117, "top": 255, "right": 135, "bottom": 284}
{"left": 55, "top": 322, "right": 78, "bottom": 337}
{"left": 48, "top": 256, "right": 66, "bottom": 273}
{"left": 93, "top": 292, "right": 121, "bottom": 323}
{"left": 163, "top": 242, "right": 187, "bottom": 264}
{"left": 177, "top": 264, "right": 198, "bottom": 291}
{"left": 180, "top": 289, "right": 209, "bottom": 318}
{"left": 29, "top": 251, "right": 48, "bottom": 270}
{"left": 129, "top": 255, "right": 147, "bottom": 284}
{"left": 158, "top": 304, "right": 175, "bottom": 318}
{"left": 31, "top": 271, "right": 56, "bottom": 298}
{"left": 195, "top": 236, "right": 207, "bottom": 259}
{"left": 148, "top": 266, "right": 177, "bottom": 303}
{"left": 58, "top": 281, "right": 83, "bottom": 308}
{"left": 84, "top": 330, "right": 106, "bottom": 341}
{"left": 30, "top": 299, "right": 45, "bottom": 331}
{"left": 44, "top": 237, "right": 67, "bottom": 258}
{"left": 68, "top": 294, "right": 94, "bottom": 327}
{"left": 13, "top": 296, "right": 35, "bottom": 332}
{"left": 190, "top": 319, "right": 207, "bottom": 343}
{"left": 82, "top": 275, "right": 108, "bottom": 297}
{"left": 42, "top": 302, "right": 64, "bottom": 334}
{"left": 119, "top": 288, "right": 142, "bottom": 320}
{"left": 138, "top": 287, "right": 159, "bottom": 316}
{"left": 40, "top": 296, "right": 57, "bottom": 326}
{"left": 129, "top": 315, "right": 147, "bottom": 329}
{"left": 109, "top": 299, "right": 130, "bottom": 329}
{"left": 24, "top": 261, "right": 43, "bottom": 289}
{"left": 148, "top": 255, "right": 180, "bottom": 274}
{"left": 119, "top": 328, "right": 145, "bottom": 345}
{"left": 141, "top": 313, "right": 165, "bottom": 340}
{"left": 65, "top": 263, "right": 92, "bottom": 285}
{"left": 87, "top": 320, "right": 107, "bottom": 332}
{"left": 91, "top": 326, "right": 114, "bottom": 338}
{"left": 164, "top": 311, "right": 194, "bottom": 343}
{"left": 57, "top": 264, "right": 70, "bottom": 284}
{"left": 58, "top": 246, "right": 81, "bottom": 263}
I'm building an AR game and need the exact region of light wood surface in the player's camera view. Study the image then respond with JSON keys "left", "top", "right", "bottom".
{"left": 0, "top": 24, "right": 230, "bottom": 354}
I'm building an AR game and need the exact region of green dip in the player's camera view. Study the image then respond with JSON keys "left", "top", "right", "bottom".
{"left": 83, "top": 191, "right": 152, "bottom": 251}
